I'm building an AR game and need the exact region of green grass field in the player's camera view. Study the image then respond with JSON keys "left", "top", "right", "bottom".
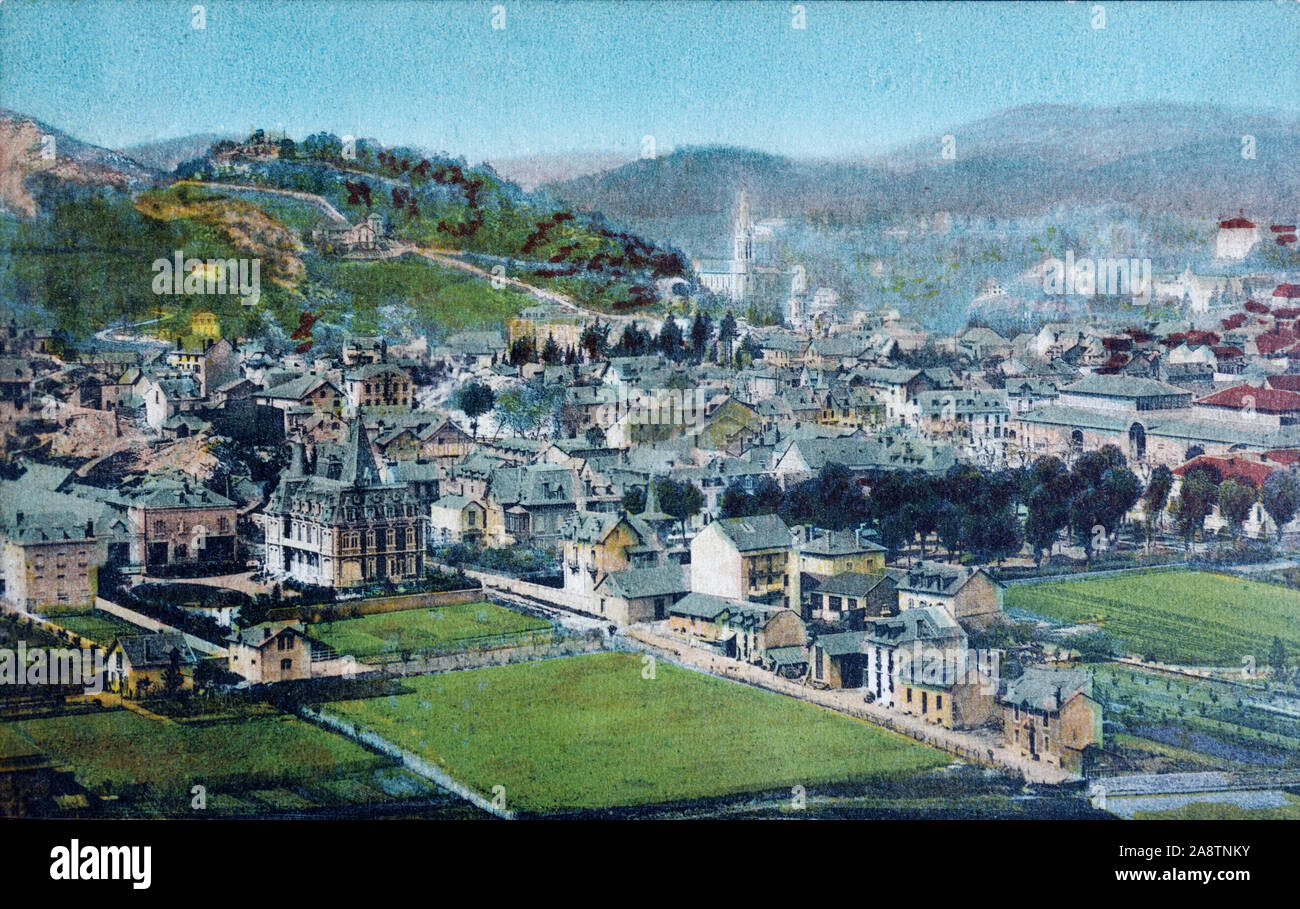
{"left": 324, "top": 651, "right": 948, "bottom": 813}
{"left": 7, "top": 709, "right": 380, "bottom": 792}
{"left": 1, "top": 708, "right": 480, "bottom": 818}
{"left": 48, "top": 612, "right": 149, "bottom": 646}
{"left": 1006, "top": 570, "right": 1300, "bottom": 665}
{"left": 316, "top": 257, "right": 534, "bottom": 336}
{"left": 309, "top": 602, "right": 552, "bottom": 661}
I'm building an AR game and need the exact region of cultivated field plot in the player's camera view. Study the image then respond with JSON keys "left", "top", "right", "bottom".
{"left": 309, "top": 601, "right": 552, "bottom": 661}
{"left": 324, "top": 651, "right": 948, "bottom": 814}
{"left": 2, "top": 708, "right": 475, "bottom": 817}
{"left": 47, "top": 611, "right": 149, "bottom": 646}
{"left": 1007, "top": 570, "right": 1300, "bottom": 665}
{"left": 1091, "top": 664, "right": 1300, "bottom": 770}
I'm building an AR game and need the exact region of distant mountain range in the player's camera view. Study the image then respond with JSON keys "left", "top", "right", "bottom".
{"left": 546, "top": 104, "right": 1300, "bottom": 245}
{"left": 119, "top": 132, "right": 233, "bottom": 173}
{"left": 487, "top": 151, "right": 634, "bottom": 192}
{"left": 0, "top": 109, "right": 161, "bottom": 216}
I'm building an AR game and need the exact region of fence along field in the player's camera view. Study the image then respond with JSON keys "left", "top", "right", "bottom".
{"left": 3, "top": 707, "right": 474, "bottom": 817}
{"left": 322, "top": 651, "right": 949, "bottom": 814}
{"left": 307, "top": 600, "right": 553, "bottom": 662}
{"left": 1006, "top": 569, "right": 1300, "bottom": 666}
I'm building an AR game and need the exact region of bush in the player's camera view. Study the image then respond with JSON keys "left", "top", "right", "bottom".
{"left": 1073, "top": 632, "right": 1117, "bottom": 663}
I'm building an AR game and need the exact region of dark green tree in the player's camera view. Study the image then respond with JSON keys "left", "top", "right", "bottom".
{"left": 1262, "top": 471, "right": 1300, "bottom": 540}
{"left": 454, "top": 381, "right": 496, "bottom": 439}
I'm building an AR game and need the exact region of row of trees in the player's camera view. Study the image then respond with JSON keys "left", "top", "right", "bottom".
{"left": 720, "top": 445, "right": 1300, "bottom": 566}
{"left": 1142, "top": 461, "right": 1300, "bottom": 547}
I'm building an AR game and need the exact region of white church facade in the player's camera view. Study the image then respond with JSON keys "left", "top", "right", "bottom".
{"left": 693, "top": 188, "right": 812, "bottom": 327}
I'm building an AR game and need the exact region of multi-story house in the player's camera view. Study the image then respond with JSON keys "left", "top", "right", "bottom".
{"left": 895, "top": 560, "right": 1004, "bottom": 630}
{"left": 559, "top": 510, "right": 660, "bottom": 600}
{"left": 998, "top": 668, "right": 1102, "bottom": 774}
{"left": 0, "top": 503, "right": 105, "bottom": 611}
{"left": 860, "top": 606, "right": 965, "bottom": 707}
{"left": 344, "top": 363, "right": 413, "bottom": 414}
{"left": 226, "top": 621, "right": 315, "bottom": 684}
{"left": 667, "top": 591, "right": 806, "bottom": 665}
{"left": 262, "top": 425, "right": 425, "bottom": 588}
{"left": 689, "top": 513, "right": 797, "bottom": 609}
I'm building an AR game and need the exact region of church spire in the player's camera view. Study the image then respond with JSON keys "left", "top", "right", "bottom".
{"left": 732, "top": 186, "right": 753, "bottom": 268}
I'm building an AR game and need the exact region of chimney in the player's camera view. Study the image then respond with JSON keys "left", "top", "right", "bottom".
{"left": 288, "top": 442, "right": 306, "bottom": 477}
{"left": 15, "top": 511, "right": 23, "bottom": 525}
{"left": 85, "top": 519, "right": 94, "bottom": 538}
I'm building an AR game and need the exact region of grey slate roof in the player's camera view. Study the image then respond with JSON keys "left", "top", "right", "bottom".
{"left": 999, "top": 668, "right": 1092, "bottom": 711}
{"left": 811, "top": 571, "right": 893, "bottom": 599}
{"left": 114, "top": 633, "right": 197, "bottom": 670}
{"left": 713, "top": 514, "right": 792, "bottom": 552}
{"left": 812, "top": 630, "right": 867, "bottom": 656}
{"left": 670, "top": 591, "right": 778, "bottom": 621}
{"left": 863, "top": 606, "right": 963, "bottom": 648}
{"left": 800, "top": 530, "right": 886, "bottom": 557}
{"left": 595, "top": 565, "right": 688, "bottom": 599}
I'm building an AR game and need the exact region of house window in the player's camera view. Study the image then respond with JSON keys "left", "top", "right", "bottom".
{"left": 906, "top": 688, "right": 912, "bottom": 703}
{"left": 280, "top": 659, "right": 292, "bottom": 671}
{"left": 936, "top": 694, "right": 943, "bottom": 711}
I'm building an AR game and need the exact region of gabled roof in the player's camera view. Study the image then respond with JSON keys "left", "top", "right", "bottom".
{"left": 712, "top": 513, "right": 792, "bottom": 552}
{"left": 260, "top": 373, "right": 338, "bottom": 401}
{"left": 594, "top": 565, "right": 688, "bottom": 600}
{"left": 670, "top": 591, "right": 779, "bottom": 622}
{"left": 112, "top": 633, "right": 197, "bottom": 670}
{"left": 812, "top": 630, "right": 867, "bottom": 656}
{"left": 999, "top": 667, "right": 1091, "bottom": 711}
{"left": 227, "top": 621, "right": 307, "bottom": 649}
{"left": 863, "top": 606, "right": 962, "bottom": 647}
{"left": 1196, "top": 384, "right": 1300, "bottom": 414}
{"left": 799, "top": 529, "right": 885, "bottom": 557}
{"left": 1061, "top": 373, "right": 1191, "bottom": 400}
{"left": 896, "top": 560, "right": 996, "bottom": 596}
{"left": 811, "top": 571, "right": 893, "bottom": 598}
{"left": 559, "top": 509, "right": 654, "bottom": 546}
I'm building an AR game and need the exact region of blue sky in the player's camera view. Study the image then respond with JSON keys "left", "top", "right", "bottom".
{"left": 1, "top": 0, "right": 1296, "bottom": 161}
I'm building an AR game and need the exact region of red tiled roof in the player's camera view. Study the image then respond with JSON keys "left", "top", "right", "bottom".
{"left": 1255, "top": 332, "right": 1297, "bottom": 355}
{"left": 1265, "top": 449, "right": 1300, "bottom": 467}
{"left": 1174, "top": 455, "right": 1274, "bottom": 487}
{"left": 1102, "top": 337, "right": 1133, "bottom": 351}
{"left": 1270, "top": 225, "right": 1297, "bottom": 232}
{"left": 1097, "top": 353, "right": 1129, "bottom": 373}
{"left": 1185, "top": 330, "right": 1220, "bottom": 346}
{"left": 1211, "top": 345, "right": 1243, "bottom": 359}
{"left": 1125, "top": 329, "right": 1153, "bottom": 343}
{"left": 1221, "top": 313, "right": 1247, "bottom": 330}
{"left": 1219, "top": 218, "right": 1256, "bottom": 229}
{"left": 1267, "top": 374, "right": 1300, "bottom": 392}
{"left": 1274, "top": 284, "right": 1300, "bottom": 299}
{"left": 1273, "top": 308, "right": 1300, "bottom": 319}
{"left": 1197, "top": 384, "right": 1300, "bottom": 413}
{"left": 1278, "top": 234, "right": 1298, "bottom": 245}
{"left": 1245, "top": 299, "right": 1271, "bottom": 314}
